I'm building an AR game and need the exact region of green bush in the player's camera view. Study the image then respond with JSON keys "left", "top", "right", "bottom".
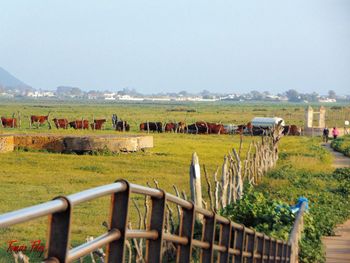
{"left": 331, "top": 136, "right": 350, "bottom": 157}
{"left": 221, "top": 167, "right": 350, "bottom": 263}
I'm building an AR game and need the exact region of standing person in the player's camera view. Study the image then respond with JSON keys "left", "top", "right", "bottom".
{"left": 323, "top": 127, "right": 329, "bottom": 143}
{"left": 332, "top": 127, "right": 339, "bottom": 140}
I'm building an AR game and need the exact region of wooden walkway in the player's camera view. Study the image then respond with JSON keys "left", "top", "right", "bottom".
{"left": 322, "top": 143, "right": 350, "bottom": 262}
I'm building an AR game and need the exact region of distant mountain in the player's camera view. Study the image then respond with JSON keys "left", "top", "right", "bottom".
{"left": 0, "top": 66, "right": 31, "bottom": 89}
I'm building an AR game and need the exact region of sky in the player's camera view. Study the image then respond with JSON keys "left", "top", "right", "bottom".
{"left": 0, "top": 0, "right": 349, "bottom": 94}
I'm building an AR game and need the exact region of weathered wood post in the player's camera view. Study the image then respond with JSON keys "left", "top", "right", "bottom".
{"left": 17, "top": 111, "right": 22, "bottom": 128}
{"left": 12, "top": 113, "right": 15, "bottom": 129}
{"left": 221, "top": 155, "right": 228, "bottom": 207}
{"left": 47, "top": 112, "right": 52, "bottom": 130}
{"left": 190, "top": 152, "right": 203, "bottom": 220}
{"left": 232, "top": 149, "right": 243, "bottom": 200}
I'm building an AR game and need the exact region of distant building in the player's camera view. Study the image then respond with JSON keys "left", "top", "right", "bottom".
{"left": 319, "top": 98, "right": 336, "bottom": 103}
{"left": 104, "top": 93, "right": 116, "bottom": 100}
{"left": 27, "top": 90, "right": 54, "bottom": 97}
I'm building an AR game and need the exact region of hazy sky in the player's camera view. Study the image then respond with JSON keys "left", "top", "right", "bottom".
{"left": 1, "top": 0, "right": 349, "bottom": 94}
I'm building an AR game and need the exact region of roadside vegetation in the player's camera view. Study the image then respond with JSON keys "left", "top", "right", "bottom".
{"left": 331, "top": 135, "right": 350, "bottom": 157}
{"left": 221, "top": 137, "right": 350, "bottom": 263}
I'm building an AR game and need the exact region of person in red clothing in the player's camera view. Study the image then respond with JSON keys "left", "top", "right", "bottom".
{"left": 332, "top": 127, "right": 340, "bottom": 139}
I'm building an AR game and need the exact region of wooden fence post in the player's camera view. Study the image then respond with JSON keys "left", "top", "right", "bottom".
{"left": 232, "top": 149, "right": 243, "bottom": 200}
{"left": 18, "top": 111, "right": 21, "bottom": 129}
{"left": 221, "top": 155, "right": 228, "bottom": 207}
{"left": 190, "top": 152, "right": 203, "bottom": 220}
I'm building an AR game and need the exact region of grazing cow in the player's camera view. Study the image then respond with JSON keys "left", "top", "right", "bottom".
{"left": 177, "top": 122, "right": 187, "bottom": 133}
{"left": 69, "top": 120, "right": 89, "bottom": 129}
{"left": 91, "top": 119, "right": 106, "bottom": 130}
{"left": 187, "top": 122, "right": 209, "bottom": 134}
{"left": 165, "top": 122, "right": 187, "bottom": 133}
{"left": 53, "top": 118, "right": 68, "bottom": 129}
{"left": 165, "top": 122, "right": 177, "bottom": 132}
{"left": 1, "top": 117, "right": 17, "bottom": 128}
{"left": 115, "top": 121, "right": 130, "bottom": 132}
{"left": 207, "top": 123, "right": 227, "bottom": 134}
{"left": 140, "top": 122, "right": 163, "bottom": 133}
{"left": 236, "top": 122, "right": 253, "bottom": 135}
{"left": 30, "top": 115, "right": 49, "bottom": 126}
{"left": 282, "top": 125, "right": 301, "bottom": 136}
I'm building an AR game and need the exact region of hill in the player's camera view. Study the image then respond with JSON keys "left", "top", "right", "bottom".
{"left": 0, "top": 66, "right": 31, "bottom": 89}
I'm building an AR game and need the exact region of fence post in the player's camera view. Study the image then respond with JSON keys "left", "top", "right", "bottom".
{"left": 201, "top": 214, "right": 216, "bottom": 263}
{"left": 177, "top": 202, "right": 196, "bottom": 263}
{"left": 190, "top": 152, "right": 203, "bottom": 220}
{"left": 221, "top": 156, "right": 228, "bottom": 207}
{"left": 232, "top": 149, "right": 243, "bottom": 200}
{"left": 45, "top": 196, "right": 72, "bottom": 262}
{"left": 218, "top": 222, "right": 232, "bottom": 263}
{"left": 235, "top": 226, "right": 246, "bottom": 262}
{"left": 106, "top": 180, "right": 130, "bottom": 263}
{"left": 146, "top": 190, "right": 167, "bottom": 263}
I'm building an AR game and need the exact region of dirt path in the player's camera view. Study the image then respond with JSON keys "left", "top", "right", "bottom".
{"left": 322, "top": 143, "right": 350, "bottom": 262}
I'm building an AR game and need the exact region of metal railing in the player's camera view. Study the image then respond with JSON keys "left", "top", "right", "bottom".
{"left": 288, "top": 202, "right": 307, "bottom": 263}
{"left": 0, "top": 180, "right": 294, "bottom": 262}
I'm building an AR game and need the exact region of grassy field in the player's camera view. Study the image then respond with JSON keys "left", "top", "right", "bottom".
{"left": 0, "top": 99, "right": 349, "bottom": 131}
{"left": 0, "top": 131, "right": 255, "bottom": 261}
{"left": 0, "top": 100, "right": 348, "bottom": 262}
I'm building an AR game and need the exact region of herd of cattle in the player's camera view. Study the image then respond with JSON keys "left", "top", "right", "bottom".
{"left": 0, "top": 114, "right": 301, "bottom": 136}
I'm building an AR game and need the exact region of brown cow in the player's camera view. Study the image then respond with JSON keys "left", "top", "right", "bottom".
{"left": 177, "top": 122, "right": 187, "bottom": 133}
{"left": 165, "top": 122, "right": 187, "bottom": 133}
{"left": 53, "top": 118, "right": 68, "bottom": 129}
{"left": 236, "top": 122, "right": 253, "bottom": 135}
{"left": 69, "top": 120, "right": 89, "bottom": 129}
{"left": 1, "top": 117, "right": 17, "bottom": 128}
{"left": 283, "top": 125, "right": 301, "bottom": 136}
{"left": 140, "top": 122, "right": 163, "bottom": 133}
{"left": 91, "top": 119, "right": 106, "bottom": 130}
{"left": 31, "top": 115, "right": 50, "bottom": 128}
{"left": 207, "top": 123, "right": 227, "bottom": 134}
{"left": 165, "top": 123, "right": 176, "bottom": 132}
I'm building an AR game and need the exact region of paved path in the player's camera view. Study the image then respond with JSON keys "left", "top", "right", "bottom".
{"left": 322, "top": 143, "right": 350, "bottom": 262}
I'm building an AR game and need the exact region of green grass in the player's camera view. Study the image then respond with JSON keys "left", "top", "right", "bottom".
{"left": 331, "top": 135, "right": 350, "bottom": 157}
{"left": 0, "top": 132, "right": 256, "bottom": 261}
{"left": 0, "top": 100, "right": 348, "bottom": 262}
{"left": 0, "top": 99, "right": 349, "bottom": 132}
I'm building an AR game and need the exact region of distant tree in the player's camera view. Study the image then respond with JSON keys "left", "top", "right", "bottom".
{"left": 285, "top": 89, "right": 300, "bottom": 102}
{"left": 200, "top": 89, "right": 211, "bottom": 96}
{"left": 303, "top": 92, "right": 319, "bottom": 102}
{"left": 250, "top": 90, "right": 263, "bottom": 100}
{"left": 328, "top": 90, "right": 336, "bottom": 99}
{"left": 179, "top": 90, "right": 188, "bottom": 96}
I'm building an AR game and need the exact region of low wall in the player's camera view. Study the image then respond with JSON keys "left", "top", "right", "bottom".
{"left": 0, "top": 134, "right": 153, "bottom": 153}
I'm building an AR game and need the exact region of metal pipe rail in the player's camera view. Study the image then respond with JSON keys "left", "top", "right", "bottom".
{"left": 288, "top": 202, "right": 307, "bottom": 263}
{"left": 0, "top": 180, "right": 293, "bottom": 262}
